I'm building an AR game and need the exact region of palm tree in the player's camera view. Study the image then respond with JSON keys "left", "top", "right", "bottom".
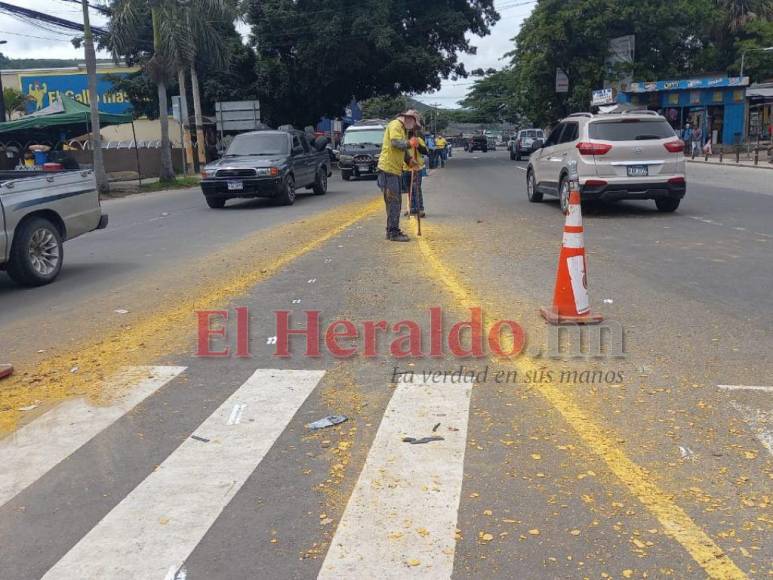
{"left": 717, "top": 0, "right": 770, "bottom": 31}
{"left": 109, "top": 0, "right": 176, "bottom": 182}
{"left": 173, "top": 0, "right": 237, "bottom": 166}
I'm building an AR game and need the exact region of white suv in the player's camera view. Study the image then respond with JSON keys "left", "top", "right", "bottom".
{"left": 525, "top": 111, "right": 686, "bottom": 212}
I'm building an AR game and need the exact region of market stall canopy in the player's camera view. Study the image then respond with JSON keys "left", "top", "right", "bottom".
{"left": 0, "top": 95, "right": 132, "bottom": 135}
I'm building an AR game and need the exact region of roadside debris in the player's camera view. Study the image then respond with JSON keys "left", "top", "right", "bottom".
{"left": 306, "top": 415, "right": 348, "bottom": 430}
{"left": 114, "top": 308, "right": 130, "bottom": 314}
{"left": 432, "top": 422, "right": 441, "bottom": 432}
{"left": 402, "top": 436, "right": 444, "bottom": 445}
{"left": 0, "top": 364, "right": 13, "bottom": 380}
{"left": 18, "top": 404, "right": 38, "bottom": 411}
{"left": 191, "top": 435, "right": 210, "bottom": 443}
{"left": 603, "top": 298, "right": 614, "bottom": 304}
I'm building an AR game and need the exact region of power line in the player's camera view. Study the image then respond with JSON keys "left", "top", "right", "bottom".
{"left": 0, "top": 28, "right": 77, "bottom": 42}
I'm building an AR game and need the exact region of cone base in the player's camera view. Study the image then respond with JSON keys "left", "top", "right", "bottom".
{"left": 0, "top": 364, "right": 13, "bottom": 380}
{"left": 540, "top": 307, "right": 604, "bottom": 325}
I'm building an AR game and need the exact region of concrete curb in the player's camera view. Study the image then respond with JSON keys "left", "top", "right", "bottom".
{"left": 687, "top": 159, "right": 773, "bottom": 171}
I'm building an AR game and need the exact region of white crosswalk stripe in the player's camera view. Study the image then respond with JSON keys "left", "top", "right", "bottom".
{"left": 0, "top": 365, "right": 186, "bottom": 509}
{"left": 41, "top": 368, "right": 324, "bottom": 580}
{"left": 318, "top": 376, "right": 474, "bottom": 579}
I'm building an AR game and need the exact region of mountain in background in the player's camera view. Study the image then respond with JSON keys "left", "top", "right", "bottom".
{"left": 0, "top": 54, "right": 114, "bottom": 70}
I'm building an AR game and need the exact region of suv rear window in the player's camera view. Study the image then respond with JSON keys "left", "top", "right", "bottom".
{"left": 588, "top": 119, "right": 675, "bottom": 141}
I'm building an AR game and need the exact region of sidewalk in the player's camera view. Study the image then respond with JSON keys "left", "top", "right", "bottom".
{"left": 687, "top": 153, "right": 773, "bottom": 170}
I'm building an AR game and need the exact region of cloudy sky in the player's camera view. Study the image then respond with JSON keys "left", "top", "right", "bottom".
{"left": 0, "top": 0, "right": 535, "bottom": 109}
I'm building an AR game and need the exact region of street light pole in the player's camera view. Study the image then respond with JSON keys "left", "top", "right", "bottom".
{"left": 0, "top": 40, "right": 8, "bottom": 123}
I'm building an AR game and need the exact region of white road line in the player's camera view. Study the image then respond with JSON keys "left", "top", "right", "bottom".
{"left": 718, "top": 384, "right": 773, "bottom": 393}
{"left": 0, "top": 365, "right": 185, "bottom": 509}
{"left": 42, "top": 369, "right": 324, "bottom": 580}
{"left": 730, "top": 402, "right": 773, "bottom": 457}
{"left": 516, "top": 166, "right": 527, "bottom": 172}
{"left": 318, "top": 377, "right": 473, "bottom": 579}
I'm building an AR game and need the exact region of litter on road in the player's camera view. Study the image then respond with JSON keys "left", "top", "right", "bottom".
{"left": 0, "top": 364, "right": 13, "bottom": 380}
{"left": 402, "top": 436, "right": 445, "bottom": 445}
{"left": 306, "top": 415, "right": 348, "bottom": 430}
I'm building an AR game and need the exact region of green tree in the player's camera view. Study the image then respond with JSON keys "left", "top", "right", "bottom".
{"left": 460, "top": 69, "right": 520, "bottom": 123}
{"left": 360, "top": 95, "right": 408, "bottom": 119}
{"left": 245, "top": 0, "right": 499, "bottom": 126}
{"left": 3, "top": 88, "right": 29, "bottom": 115}
{"left": 108, "top": 0, "right": 180, "bottom": 181}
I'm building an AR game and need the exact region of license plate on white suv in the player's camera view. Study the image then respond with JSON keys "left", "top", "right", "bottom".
{"left": 627, "top": 165, "right": 648, "bottom": 177}
{"left": 227, "top": 180, "right": 244, "bottom": 191}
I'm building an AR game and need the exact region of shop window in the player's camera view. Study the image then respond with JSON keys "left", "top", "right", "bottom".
{"left": 733, "top": 90, "right": 744, "bottom": 102}
{"left": 713, "top": 91, "right": 723, "bottom": 103}
{"left": 690, "top": 91, "right": 700, "bottom": 105}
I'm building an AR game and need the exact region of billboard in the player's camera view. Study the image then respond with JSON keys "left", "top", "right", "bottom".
{"left": 19, "top": 71, "right": 133, "bottom": 115}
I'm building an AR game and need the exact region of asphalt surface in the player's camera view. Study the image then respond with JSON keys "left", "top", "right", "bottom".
{"left": 0, "top": 152, "right": 770, "bottom": 579}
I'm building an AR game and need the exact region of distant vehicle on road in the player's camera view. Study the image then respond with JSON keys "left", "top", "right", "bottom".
{"left": 510, "top": 129, "right": 545, "bottom": 160}
{"left": 0, "top": 170, "right": 108, "bottom": 286}
{"left": 200, "top": 129, "right": 331, "bottom": 208}
{"left": 465, "top": 135, "right": 488, "bottom": 153}
{"left": 337, "top": 120, "right": 386, "bottom": 181}
{"left": 526, "top": 111, "right": 686, "bottom": 212}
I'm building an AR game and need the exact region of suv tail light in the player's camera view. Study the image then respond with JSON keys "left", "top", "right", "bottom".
{"left": 576, "top": 142, "right": 612, "bottom": 156}
{"left": 663, "top": 140, "right": 684, "bottom": 153}
{"left": 668, "top": 177, "right": 685, "bottom": 185}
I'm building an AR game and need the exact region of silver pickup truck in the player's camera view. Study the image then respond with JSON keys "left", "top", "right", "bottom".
{"left": 0, "top": 170, "right": 108, "bottom": 286}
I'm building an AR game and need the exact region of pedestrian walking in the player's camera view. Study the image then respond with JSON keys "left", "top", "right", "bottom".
{"left": 377, "top": 110, "right": 420, "bottom": 242}
{"left": 426, "top": 134, "right": 437, "bottom": 169}
{"left": 691, "top": 125, "right": 702, "bottom": 157}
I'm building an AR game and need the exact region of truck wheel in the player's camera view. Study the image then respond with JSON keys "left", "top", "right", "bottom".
{"left": 276, "top": 175, "right": 296, "bottom": 206}
{"left": 313, "top": 169, "right": 328, "bottom": 195}
{"left": 341, "top": 169, "right": 352, "bottom": 181}
{"left": 205, "top": 196, "right": 226, "bottom": 209}
{"left": 7, "top": 217, "right": 63, "bottom": 287}
{"left": 655, "top": 198, "right": 680, "bottom": 212}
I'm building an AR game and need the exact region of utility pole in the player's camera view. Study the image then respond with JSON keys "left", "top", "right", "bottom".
{"left": 81, "top": 0, "right": 109, "bottom": 194}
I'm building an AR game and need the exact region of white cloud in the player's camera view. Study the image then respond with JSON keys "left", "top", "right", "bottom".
{"left": 415, "top": 3, "right": 535, "bottom": 108}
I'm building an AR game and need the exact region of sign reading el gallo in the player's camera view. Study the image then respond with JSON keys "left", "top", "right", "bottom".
{"left": 20, "top": 71, "right": 134, "bottom": 115}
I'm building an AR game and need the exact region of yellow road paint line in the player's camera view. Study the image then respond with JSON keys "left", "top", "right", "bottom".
{"left": 0, "top": 198, "right": 381, "bottom": 435}
{"left": 416, "top": 230, "right": 746, "bottom": 580}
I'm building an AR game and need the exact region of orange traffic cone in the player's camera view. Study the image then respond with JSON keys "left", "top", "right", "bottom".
{"left": 540, "top": 169, "right": 603, "bottom": 325}
{"left": 0, "top": 364, "right": 13, "bottom": 380}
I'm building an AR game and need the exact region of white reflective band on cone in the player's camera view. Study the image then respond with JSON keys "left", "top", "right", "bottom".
{"left": 562, "top": 231, "right": 585, "bottom": 248}
{"left": 567, "top": 255, "right": 590, "bottom": 314}
{"left": 566, "top": 203, "right": 583, "bottom": 227}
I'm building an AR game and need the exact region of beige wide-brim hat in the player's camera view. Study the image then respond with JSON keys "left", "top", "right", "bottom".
{"left": 399, "top": 109, "right": 422, "bottom": 127}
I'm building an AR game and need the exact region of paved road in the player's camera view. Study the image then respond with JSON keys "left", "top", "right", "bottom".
{"left": 1, "top": 153, "right": 770, "bottom": 579}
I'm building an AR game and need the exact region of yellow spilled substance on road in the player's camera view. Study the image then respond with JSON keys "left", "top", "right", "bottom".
{"left": 416, "top": 226, "right": 746, "bottom": 580}
{"left": 0, "top": 197, "right": 382, "bottom": 435}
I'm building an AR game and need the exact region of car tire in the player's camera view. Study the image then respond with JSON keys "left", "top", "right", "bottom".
{"left": 205, "top": 196, "right": 226, "bottom": 209}
{"left": 559, "top": 177, "right": 571, "bottom": 213}
{"left": 655, "top": 198, "right": 680, "bottom": 212}
{"left": 7, "top": 217, "right": 63, "bottom": 287}
{"left": 482, "top": 147, "right": 488, "bottom": 153}
{"left": 526, "top": 169, "right": 543, "bottom": 202}
{"left": 341, "top": 169, "right": 352, "bottom": 181}
{"left": 313, "top": 169, "right": 328, "bottom": 195}
{"left": 276, "top": 175, "right": 296, "bottom": 206}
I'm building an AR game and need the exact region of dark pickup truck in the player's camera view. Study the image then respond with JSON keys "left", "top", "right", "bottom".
{"left": 200, "top": 129, "right": 331, "bottom": 208}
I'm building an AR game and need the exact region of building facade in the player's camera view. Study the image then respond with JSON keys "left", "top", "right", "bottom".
{"left": 617, "top": 76, "right": 749, "bottom": 145}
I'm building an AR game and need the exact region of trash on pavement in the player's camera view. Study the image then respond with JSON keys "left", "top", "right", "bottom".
{"left": 402, "top": 436, "right": 445, "bottom": 445}
{"left": 603, "top": 298, "right": 614, "bottom": 304}
{"left": 18, "top": 404, "right": 38, "bottom": 411}
{"left": 0, "top": 364, "right": 13, "bottom": 380}
{"left": 114, "top": 308, "right": 130, "bottom": 314}
{"left": 306, "top": 415, "right": 348, "bottom": 430}
{"left": 432, "top": 422, "right": 441, "bottom": 432}
{"left": 191, "top": 435, "right": 210, "bottom": 443}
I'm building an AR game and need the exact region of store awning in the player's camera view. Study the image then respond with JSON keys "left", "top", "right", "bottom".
{"left": 0, "top": 95, "right": 132, "bottom": 135}
{"left": 747, "top": 87, "right": 773, "bottom": 99}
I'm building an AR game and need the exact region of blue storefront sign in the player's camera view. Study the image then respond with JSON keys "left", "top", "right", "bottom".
{"left": 20, "top": 71, "right": 133, "bottom": 115}
{"left": 618, "top": 76, "right": 750, "bottom": 144}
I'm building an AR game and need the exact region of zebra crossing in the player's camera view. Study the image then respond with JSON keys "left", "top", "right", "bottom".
{"left": 1, "top": 366, "right": 475, "bottom": 579}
